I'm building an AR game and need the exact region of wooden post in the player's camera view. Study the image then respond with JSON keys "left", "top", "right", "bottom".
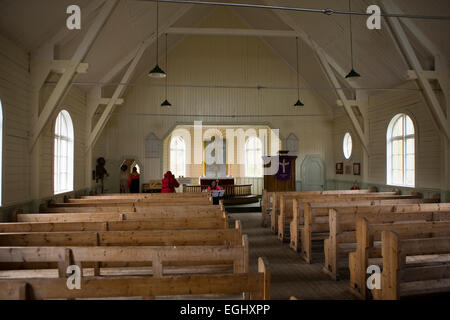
{"left": 380, "top": 231, "right": 400, "bottom": 300}
{"left": 258, "top": 257, "right": 271, "bottom": 300}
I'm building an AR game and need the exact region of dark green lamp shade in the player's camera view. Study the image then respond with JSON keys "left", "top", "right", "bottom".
{"left": 149, "top": 65, "right": 166, "bottom": 78}
{"left": 161, "top": 99, "right": 172, "bottom": 107}
{"left": 345, "top": 68, "right": 361, "bottom": 78}
{"left": 294, "top": 99, "right": 304, "bottom": 107}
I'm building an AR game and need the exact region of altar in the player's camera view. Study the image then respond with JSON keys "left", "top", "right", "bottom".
{"left": 199, "top": 177, "right": 235, "bottom": 186}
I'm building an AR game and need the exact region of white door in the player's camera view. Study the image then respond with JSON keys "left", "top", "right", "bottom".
{"left": 301, "top": 155, "right": 325, "bottom": 191}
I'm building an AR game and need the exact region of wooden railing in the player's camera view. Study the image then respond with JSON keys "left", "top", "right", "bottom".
{"left": 183, "top": 184, "right": 253, "bottom": 197}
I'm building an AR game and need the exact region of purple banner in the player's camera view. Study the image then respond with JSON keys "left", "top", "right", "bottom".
{"left": 276, "top": 156, "right": 292, "bottom": 181}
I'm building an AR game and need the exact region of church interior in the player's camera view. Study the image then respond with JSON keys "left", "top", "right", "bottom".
{"left": 0, "top": 0, "right": 449, "bottom": 303}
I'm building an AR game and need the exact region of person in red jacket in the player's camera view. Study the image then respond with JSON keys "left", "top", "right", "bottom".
{"left": 161, "top": 171, "right": 180, "bottom": 193}
{"left": 128, "top": 167, "right": 140, "bottom": 193}
{"left": 207, "top": 180, "right": 223, "bottom": 192}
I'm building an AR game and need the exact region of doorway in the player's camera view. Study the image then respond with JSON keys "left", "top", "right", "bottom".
{"left": 120, "top": 159, "right": 141, "bottom": 193}
{"left": 301, "top": 155, "right": 325, "bottom": 191}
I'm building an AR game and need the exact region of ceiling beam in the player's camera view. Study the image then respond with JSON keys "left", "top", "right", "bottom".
{"left": 33, "top": 0, "right": 107, "bottom": 59}
{"left": 316, "top": 49, "right": 369, "bottom": 153}
{"left": 167, "top": 27, "right": 297, "bottom": 37}
{"left": 382, "top": 1, "right": 449, "bottom": 140}
{"left": 86, "top": 4, "right": 194, "bottom": 151}
{"left": 29, "top": 0, "right": 119, "bottom": 151}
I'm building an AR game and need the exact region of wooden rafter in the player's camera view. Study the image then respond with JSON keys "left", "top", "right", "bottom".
{"left": 29, "top": 0, "right": 119, "bottom": 151}
{"left": 382, "top": 1, "right": 449, "bottom": 140}
{"left": 86, "top": 4, "right": 193, "bottom": 150}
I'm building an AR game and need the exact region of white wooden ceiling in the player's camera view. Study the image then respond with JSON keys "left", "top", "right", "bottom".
{"left": 0, "top": 0, "right": 448, "bottom": 111}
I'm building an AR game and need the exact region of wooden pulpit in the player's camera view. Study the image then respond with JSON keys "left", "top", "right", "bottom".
{"left": 263, "top": 152, "right": 297, "bottom": 192}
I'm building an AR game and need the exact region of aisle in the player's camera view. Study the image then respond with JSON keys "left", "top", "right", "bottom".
{"left": 228, "top": 212, "right": 355, "bottom": 300}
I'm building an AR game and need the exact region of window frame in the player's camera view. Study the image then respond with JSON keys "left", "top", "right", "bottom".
{"left": 343, "top": 132, "right": 353, "bottom": 160}
{"left": 169, "top": 136, "right": 186, "bottom": 177}
{"left": 54, "top": 110, "right": 74, "bottom": 195}
{"left": 386, "top": 113, "right": 415, "bottom": 187}
{"left": 244, "top": 136, "right": 263, "bottom": 178}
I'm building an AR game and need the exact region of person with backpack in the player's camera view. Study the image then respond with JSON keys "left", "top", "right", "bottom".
{"left": 161, "top": 171, "right": 180, "bottom": 193}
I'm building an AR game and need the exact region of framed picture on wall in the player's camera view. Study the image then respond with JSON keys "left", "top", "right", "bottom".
{"left": 336, "top": 163, "right": 343, "bottom": 175}
{"left": 345, "top": 165, "right": 352, "bottom": 175}
{"left": 353, "top": 163, "right": 361, "bottom": 176}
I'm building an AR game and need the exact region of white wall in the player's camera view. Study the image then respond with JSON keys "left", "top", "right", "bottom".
{"left": 0, "top": 34, "right": 31, "bottom": 216}
{"left": 94, "top": 8, "right": 334, "bottom": 193}
{"left": 332, "top": 84, "right": 448, "bottom": 196}
{"left": 38, "top": 86, "right": 87, "bottom": 198}
{"left": 0, "top": 33, "right": 89, "bottom": 220}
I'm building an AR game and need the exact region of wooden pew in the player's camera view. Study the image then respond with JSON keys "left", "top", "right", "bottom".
{"left": 376, "top": 230, "right": 450, "bottom": 300}
{"left": 17, "top": 209, "right": 227, "bottom": 225}
{"left": 261, "top": 190, "right": 274, "bottom": 227}
{"left": 350, "top": 217, "right": 450, "bottom": 299}
{"left": 269, "top": 189, "right": 380, "bottom": 233}
{"left": 0, "top": 257, "right": 270, "bottom": 300}
{"left": 47, "top": 198, "right": 212, "bottom": 210}
{"left": 0, "top": 233, "right": 249, "bottom": 276}
{"left": 0, "top": 217, "right": 229, "bottom": 233}
{"left": 278, "top": 193, "right": 416, "bottom": 241}
{"left": 295, "top": 199, "right": 440, "bottom": 263}
{"left": 39, "top": 203, "right": 219, "bottom": 214}
{"left": 0, "top": 227, "right": 243, "bottom": 247}
{"left": 324, "top": 205, "right": 450, "bottom": 281}
{"left": 78, "top": 192, "right": 208, "bottom": 201}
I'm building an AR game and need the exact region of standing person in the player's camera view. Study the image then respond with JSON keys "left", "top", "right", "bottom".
{"left": 161, "top": 171, "right": 179, "bottom": 193}
{"left": 120, "top": 164, "right": 129, "bottom": 193}
{"left": 95, "top": 157, "right": 109, "bottom": 194}
{"left": 128, "top": 167, "right": 140, "bottom": 193}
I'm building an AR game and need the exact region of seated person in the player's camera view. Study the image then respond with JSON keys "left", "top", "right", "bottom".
{"left": 207, "top": 180, "right": 224, "bottom": 205}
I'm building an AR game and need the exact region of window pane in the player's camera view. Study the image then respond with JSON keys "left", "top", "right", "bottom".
{"left": 392, "top": 140, "right": 403, "bottom": 155}
{"left": 406, "top": 116, "right": 414, "bottom": 135}
{"left": 406, "top": 170, "right": 414, "bottom": 186}
{"left": 392, "top": 117, "right": 403, "bottom": 137}
{"left": 406, "top": 138, "right": 415, "bottom": 155}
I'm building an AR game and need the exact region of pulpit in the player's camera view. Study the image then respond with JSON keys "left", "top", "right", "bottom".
{"left": 263, "top": 151, "right": 297, "bottom": 192}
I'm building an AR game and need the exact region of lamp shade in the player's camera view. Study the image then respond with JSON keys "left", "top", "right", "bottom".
{"left": 294, "top": 99, "right": 304, "bottom": 107}
{"left": 161, "top": 99, "right": 172, "bottom": 107}
{"left": 149, "top": 65, "right": 166, "bottom": 78}
{"left": 345, "top": 68, "right": 361, "bottom": 78}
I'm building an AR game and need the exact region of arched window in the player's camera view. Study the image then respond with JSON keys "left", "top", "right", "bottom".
{"left": 54, "top": 110, "right": 74, "bottom": 194}
{"left": 170, "top": 136, "right": 186, "bottom": 177}
{"left": 245, "top": 136, "right": 263, "bottom": 177}
{"left": 387, "top": 113, "right": 415, "bottom": 187}
{"left": 343, "top": 132, "right": 353, "bottom": 159}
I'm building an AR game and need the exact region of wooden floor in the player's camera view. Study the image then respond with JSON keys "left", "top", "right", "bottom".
{"left": 229, "top": 211, "right": 355, "bottom": 300}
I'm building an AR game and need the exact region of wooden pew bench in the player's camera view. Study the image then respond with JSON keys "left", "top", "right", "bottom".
{"left": 17, "top": 209, "right": 228, "bottom": 226}
{"left": 37, "top": 203, "right": 222, "bottom": 215}
{"left": 278, "top": 192, "right": 416, "bottom": 242}
{"left": 295, "top": 199, "right": 441, "bottom": 263}
{"left": 0, "top": 234, "right": 249, "bottom": 278}
{"left": 0, "top": 257, "right": 270, "bottom": 300}
{"left": 323, "top": 206, "right": 450, "bottom": 281}
{"left": 349, "top": 217, "right": 450, "bottom": 299}
{"left": 376, "top": 231, "right": 450, "bottom": 300}
{"left": 270, "top": 189, "right": 380, "bottom": 234}
{"left": 1, "top": 216, "right": 229, "bottom": 233}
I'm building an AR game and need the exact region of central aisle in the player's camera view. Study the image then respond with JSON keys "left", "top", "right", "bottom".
{"left": 228, "top": 212, "right": 355, "bottom": 300}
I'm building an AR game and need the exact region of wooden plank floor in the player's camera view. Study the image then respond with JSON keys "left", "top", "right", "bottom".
{"left": 229, "top": 212, "right": 355, "bottom": 300}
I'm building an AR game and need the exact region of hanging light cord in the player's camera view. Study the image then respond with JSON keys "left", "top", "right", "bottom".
{"left": 295, "top": 37, "right": 300, "bottom": 100}
{"left": 156, "top": 0, "right": 159, "bottom": 64}
{"left": 349, "top": 0, "right": 354, "bottom": 69}
{"left": 165, "top": 33, "right": 169, "bottom": 99}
